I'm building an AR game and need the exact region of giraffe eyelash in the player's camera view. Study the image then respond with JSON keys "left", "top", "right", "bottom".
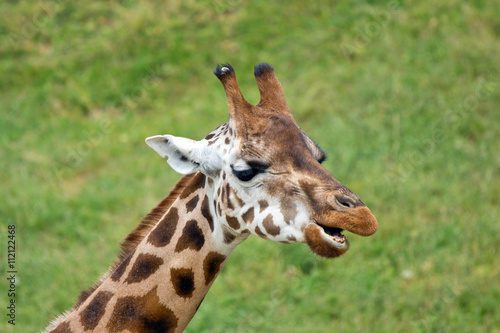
{"left": 232, "top": 167, "right": 261, "bottom": 181}
{"left": 231, "top": 161, "right": 269, "bottom": 181}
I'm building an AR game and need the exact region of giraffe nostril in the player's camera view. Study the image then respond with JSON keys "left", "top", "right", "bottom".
{"left": 336, "top": 196, "right": 356, "bottom": 209}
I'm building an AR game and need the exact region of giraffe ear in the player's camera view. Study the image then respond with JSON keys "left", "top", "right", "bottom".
{"left": 145, "top": 135, "right": 221, "bottom": 175}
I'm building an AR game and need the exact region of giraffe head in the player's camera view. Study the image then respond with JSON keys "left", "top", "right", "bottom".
{"left": 146, "top": 63, "right": 378, "bottom": 258}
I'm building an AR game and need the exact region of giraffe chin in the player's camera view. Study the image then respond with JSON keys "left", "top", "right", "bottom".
{"left": 304, "top": 223, "right": 350, "bottom": 258}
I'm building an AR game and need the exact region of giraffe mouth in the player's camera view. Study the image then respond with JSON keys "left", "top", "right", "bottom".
{"left": 303, "top": 223, "right": 350, "bottom": 258}
{"left": 318, "top": 225, "right": 347, "bottom": 245}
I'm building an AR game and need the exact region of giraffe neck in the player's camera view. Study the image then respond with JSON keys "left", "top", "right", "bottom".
{"left": 47, "top": 172, "right": 248, "bottom": 333}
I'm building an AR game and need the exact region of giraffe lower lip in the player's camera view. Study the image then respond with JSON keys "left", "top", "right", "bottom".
{"left": 304, "top": 223, "right": 350, "bottom": 258}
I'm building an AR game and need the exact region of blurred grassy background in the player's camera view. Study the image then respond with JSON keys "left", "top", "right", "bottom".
{"left": 1, "top": 0, "right": 499, "bottom": 332}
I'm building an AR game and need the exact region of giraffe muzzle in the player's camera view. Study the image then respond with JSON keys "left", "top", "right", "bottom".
{"left": 304, "top": 206, "right": 378, "bottom": 258}
{"left": 304, "top": 223, "right": 349, "bottom": 258}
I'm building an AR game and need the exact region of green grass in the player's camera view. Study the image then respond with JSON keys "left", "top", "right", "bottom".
{"left": 1, "top": 0, "right": 499, "bottom": 332}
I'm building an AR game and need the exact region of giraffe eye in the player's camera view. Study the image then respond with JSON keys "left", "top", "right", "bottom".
{"left": 231, "top": 162, "right": 268, "bottom": 182}
{"left": 232, "top": 168, "right": 259, "bottom": 181}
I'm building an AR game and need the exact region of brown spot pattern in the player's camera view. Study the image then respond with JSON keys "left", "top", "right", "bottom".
{"left": 111, "top": 250, "right": 134, "bottom": 282}
{"left": 125, "top": 254, "right": 164, "bottom": 284}
{"left": 216, "top": 200, "right": 222, "bottom": 216}
{"left": 220, "top": 185, "right": 226, "bottom": 203}
{"left": 170, "top": 267, "right": 195, "bottom": 298}
{"left": 201, "top": 196, "right": 214, "bottom": 232}
{"left": 148, "top": 207, "right": 178, "bottom": 247}
{"left": 79, "top": 291, "right": 113, "bottom": 330}
{"left": 51, "top": 321, "right": 72, "bottom": 333}
{"left": 226, "top": 215, "right": 240, "bottom": 230}
{"left": 203, "top": 251, "right": 226, "bottom": 285}
{"left": 258, "top": 200, "right": 269, "bottom": 213}
{"left": 263, "top": 214, "right": 280, "bottom": 236}
{"left": 175, "top": 220, "right": 205, "bottom": 253}
{"left": 232, "top": 188, "right": 245, "bottom": 207}
{"left": 75, "top": 289, "right": 94, "bottom": 310}
{"left": 223, "top": 228, "right": 236, "bottom": 244}
{"left": 185, "top": 195, "right": 199, "bottom": 213}
{"left": 287, "top": 235, "right": 297, "bottom": 242}
{"left": 225, "top": 183, "right": 234, "bottom": 210}
{"left": 179, "top": 173, "right": 205, "bottom": 200}
{"left": 242, "top": 207, "right": 255, "bottom": 224}
{"left": 107, "top": 287, "right": 178, "bottom": 333}
{"left": 254, "top": 225, "right": 267, "bottom": 239}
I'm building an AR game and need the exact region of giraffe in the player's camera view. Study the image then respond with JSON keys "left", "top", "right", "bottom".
{"left": 45, "top": 63, "right": 378, "bottom": 333}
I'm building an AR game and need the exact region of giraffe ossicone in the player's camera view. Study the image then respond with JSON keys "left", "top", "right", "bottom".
{"left": 46, "top": 63, "right": 378, "bottom": 333}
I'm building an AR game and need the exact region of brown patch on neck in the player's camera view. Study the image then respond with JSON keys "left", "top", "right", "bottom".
{"left": 124, "top": 253, "right": 164, "bottom": 284}
{"left": 175, "top": 220, "right": 205, "bottom": 252}
{"left": 185, "top": 194, "right": 199, "bottom": 213}
{"left": 51, "top": 321, "right": 72, "bottom": 333}
{"left": 79, "top": 291, "right": 113, "bottom": 330}
{"left": 179, "top": 172, "right": 206, "bottom": 199}
{"left": 111, "top": 250, "right": 134, "bottom": 282}
{"left": 203, "top": 251, "right": 226, "bottom": 285}
{"left": 170, "top": 267, "right": 195, "bottom": 298}
{"left": 107, "top": 286, "right": 178, "bottom": 333}
{"left": 74, "top": 172, "right": 204, "bottom": 308}
{"left": 201, "top": 195, "right": 214, "bottom": 232}
{"left": 147, "top": 207, "right": 179, "bottom": 247}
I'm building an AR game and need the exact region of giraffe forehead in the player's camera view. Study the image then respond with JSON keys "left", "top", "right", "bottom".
{"left": 204, "top": 113, "right": 320, "bottom": 171}
{"left": 239, "top": 116, "right": 319, "bottom": 166}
